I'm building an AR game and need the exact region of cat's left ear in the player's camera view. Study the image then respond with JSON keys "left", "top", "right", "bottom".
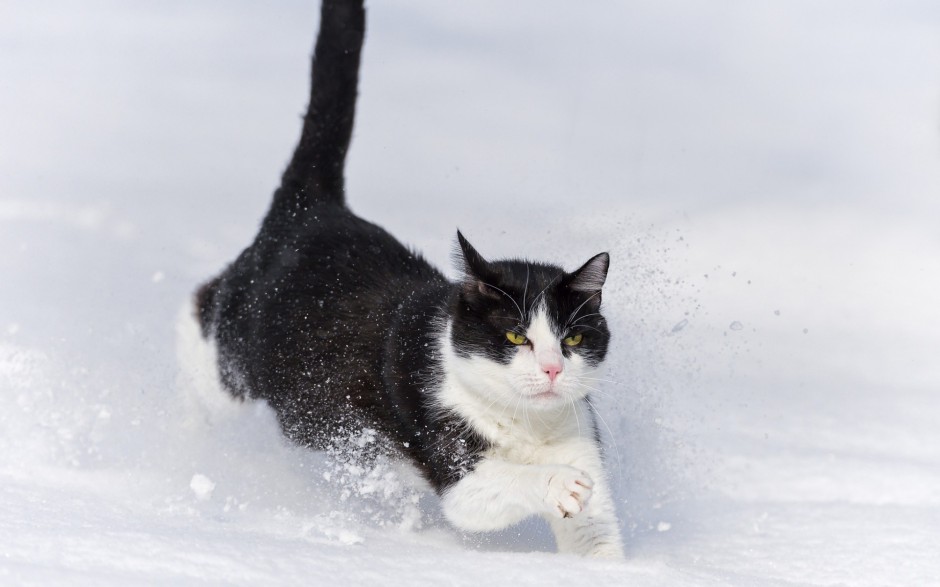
{"left": 564, "top": 252, "right": 610, "bottom": 298}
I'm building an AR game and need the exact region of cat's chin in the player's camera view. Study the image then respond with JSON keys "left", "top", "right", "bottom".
{"left": 531, "top": 391, "right": 559, "bottom": 400}
{"left": 523, "top": 390, "right": 571, "bottom": 408}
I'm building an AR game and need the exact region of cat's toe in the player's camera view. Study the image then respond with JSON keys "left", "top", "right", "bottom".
{"left": 544, "top": 467, "right": 594, "bottom": 518}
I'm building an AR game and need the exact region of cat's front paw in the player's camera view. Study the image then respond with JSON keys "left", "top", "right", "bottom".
{"left": 543, "top": 467, "right": 593, "bottom": 519}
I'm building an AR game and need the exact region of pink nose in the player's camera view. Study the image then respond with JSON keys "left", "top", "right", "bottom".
{"left": 542, "top": 363, "right": 563, "bottom": 382}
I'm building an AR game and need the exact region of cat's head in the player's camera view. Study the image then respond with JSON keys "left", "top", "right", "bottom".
{"left": 446, "top": 231, "right": 610, "bottom": 411}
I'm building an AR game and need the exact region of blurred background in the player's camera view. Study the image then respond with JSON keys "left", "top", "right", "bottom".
{"left": 1, "top": 1, "right": 939, "bottom": 584}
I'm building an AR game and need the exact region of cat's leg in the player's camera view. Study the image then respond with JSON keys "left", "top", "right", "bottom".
{"left": 538, "top": 439, "right": 625, "bottom": 558}
{"left": 175, "top": 302, "right": 240, "bottom": 427}
{"left": 440, "top": 458, "right": 595, "bottom": 533}
{"left": 441, "top": 455, "right": 623, "bottom": 558}
{"left": 544, "top": 475, "right": 623, "bottom": 558}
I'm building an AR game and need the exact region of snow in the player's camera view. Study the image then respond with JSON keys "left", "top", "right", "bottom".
{"left": 189, "top": 474, "right": 216, "bottom": 501}
{"left": 2, "top": 0, "right": 940, "bottom": 584}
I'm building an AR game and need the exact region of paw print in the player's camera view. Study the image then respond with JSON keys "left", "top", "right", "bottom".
{"left": 543, "top": 467, "right": 593, "bottom": 519}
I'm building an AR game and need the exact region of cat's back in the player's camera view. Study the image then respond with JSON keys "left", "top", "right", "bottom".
{"left": 199, "top": 206, "right": 447, "bottom": 411}
{"left": 206, "top": 205, "right": 444, "bottom": 330}
{"left": 248, "top": 206, "right": 446, "bottom": 307}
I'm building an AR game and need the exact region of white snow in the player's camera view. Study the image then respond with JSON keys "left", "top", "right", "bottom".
{"left": 2, "top": 0, "right": 940, "bottom": 585}
{"left": 190, "top": 474, "right": 216, "bottom": 502}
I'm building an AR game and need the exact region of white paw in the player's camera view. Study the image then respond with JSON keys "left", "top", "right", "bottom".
{"left": 543, "top": 467, "right": 593, "bottom": 519}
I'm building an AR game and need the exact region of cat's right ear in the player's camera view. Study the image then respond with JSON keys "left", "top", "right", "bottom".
{"left": 456, "top": 230, "right": 488, "bottom": 278}
{"left": 455, "top": 230, "right": 499, "bottom": 299}
{"left": 566, "top": 252, "right": 610, "bottom": 294}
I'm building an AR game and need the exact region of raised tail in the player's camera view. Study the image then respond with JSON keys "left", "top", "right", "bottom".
{"left": 270, "top": 0, "right": 365, "bottom": 215}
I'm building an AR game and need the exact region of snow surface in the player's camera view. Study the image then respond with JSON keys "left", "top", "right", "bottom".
{"left": 3, "top": 0, "right": 940, "bottom": 584}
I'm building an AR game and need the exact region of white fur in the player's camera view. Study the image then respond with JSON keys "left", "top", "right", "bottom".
{"left": 174, "top": 301, "right": 244, "bottom": 427}
{"left": 436, "top": 306, "right": 624, "bottom": 558}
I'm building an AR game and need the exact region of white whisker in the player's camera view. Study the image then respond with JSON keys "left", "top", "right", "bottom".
{"left": 571, "top": 381, "right": 613, "bottom": 399}
{"left": 527, "top": 274, "right": 560, "bottom": 317}
{"left": 565, "top": 290, "right": 602, "bottom": 328}
{"left": 482, "top": 281, "right": 525, "bottom": 322}
{"left": 567, "top": 374, "right": 617, "bottom": 386}
{"left": 522, "top": 263, "right": 530, "bottom": 319}
{"left": 586, "top": 399, "right": 624, "bottom": 486}
{"left": 568, "top": 396, "right": 582, "bottom": 439}
{"left": 569, "top": 312, "right": 603, "bottom": 326}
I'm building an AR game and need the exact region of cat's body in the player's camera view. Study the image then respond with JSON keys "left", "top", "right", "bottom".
{"left": 193, "top": 0, "right": 623, "bottom": 557}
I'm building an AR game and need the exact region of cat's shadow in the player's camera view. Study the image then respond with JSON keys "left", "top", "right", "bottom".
{"left": 416, "top": 497, "right": 556, "bottom": 554}
{"left": 457, "top": 517, "right": 556, "bottom": 554}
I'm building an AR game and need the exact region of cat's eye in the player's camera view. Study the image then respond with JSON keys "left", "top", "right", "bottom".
{"left": 563, "top": 334, "right": 584, "bottom": 347}
{"left": 505, "top": 331, "right": 527, "bottom": 345}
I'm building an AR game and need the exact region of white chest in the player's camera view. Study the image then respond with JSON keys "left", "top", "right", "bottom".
{"left": 439, "top": 375, "right": 596, "bottom": 462}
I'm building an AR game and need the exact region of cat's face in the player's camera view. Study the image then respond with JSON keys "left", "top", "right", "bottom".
{"left": 447, "top": 232, "right": 610, "bottom": 411}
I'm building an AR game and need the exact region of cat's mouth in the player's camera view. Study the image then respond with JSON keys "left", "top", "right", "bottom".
{"left": 530, "top": 390, "right": 561, "bottom": 400}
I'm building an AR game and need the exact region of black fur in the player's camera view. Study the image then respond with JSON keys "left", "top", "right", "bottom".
{"left": 452, "top": 235, "right": 611, "bottom": 367}
{"left": 196, "top": 0, "right": 610, "bottom": 493}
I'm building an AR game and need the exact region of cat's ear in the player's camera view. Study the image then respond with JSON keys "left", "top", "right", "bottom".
{"left": 565, "top": 252, "right": 610, "bottom": 295}
{"left": 455, "top": 230, "right": 500, "bottom": 299}
{"left": 456, "top": 230, "right": 489, "bottom": 278}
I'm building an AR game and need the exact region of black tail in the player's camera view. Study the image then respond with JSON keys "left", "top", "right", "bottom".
{"left": 270, "top": 0, "right": 365, "bottom": 215}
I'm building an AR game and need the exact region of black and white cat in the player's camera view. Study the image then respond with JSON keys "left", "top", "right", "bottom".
{"left": 191, "top": 0, "right": 623, "bottom": 558}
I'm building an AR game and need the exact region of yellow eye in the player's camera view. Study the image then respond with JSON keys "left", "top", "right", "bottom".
{"left": 505, "top": 331, "right": 527, "bottom": 345}
{"left": 563, "top": 333, "right": 584, "bottom": 346}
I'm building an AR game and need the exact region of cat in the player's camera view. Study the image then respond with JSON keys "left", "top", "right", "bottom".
{"left": 192, "top": 0, "right": 623, "bottom": 558}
